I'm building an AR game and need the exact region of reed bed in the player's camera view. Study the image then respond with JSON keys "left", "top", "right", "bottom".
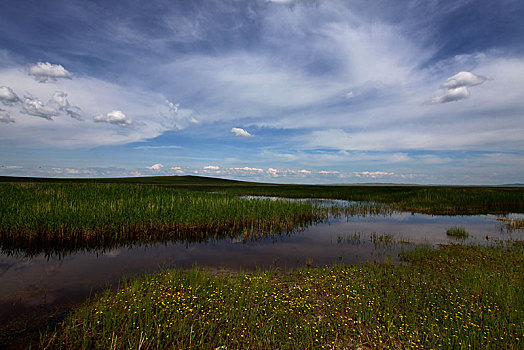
{"left": 497, "top": 217, "right": 524, "bottom": 231}
{"left": 214, "top": 185, "right": 524, "bottom": 215}
{"left": 42, "top": 242, "right": 524, "bottom": 349}
{"left": 0, "top": 183, "right": 337, "bottom": 255}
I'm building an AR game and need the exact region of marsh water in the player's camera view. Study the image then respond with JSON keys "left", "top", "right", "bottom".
{"left": 1, "top": 197, "right": 523, "bottom": 324}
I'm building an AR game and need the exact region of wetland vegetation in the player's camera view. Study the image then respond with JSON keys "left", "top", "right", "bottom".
{"left": 0, "top": 183, "right": 331, "bottom": 256}
{"left": 42, "top": 242, "right": 524, "bottom": 349}
{"left": 0, "top": 176, "right": 523, "bottom": 349}
{"left": 445, "top": 227, "right": 469, "bottom": 238}
{"left": 2, "top": 175, "right": 523, "bottom": 215}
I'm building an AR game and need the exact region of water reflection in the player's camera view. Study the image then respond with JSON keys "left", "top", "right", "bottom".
{"left": 0, "top": 202, "right": 523, "bottom": 321}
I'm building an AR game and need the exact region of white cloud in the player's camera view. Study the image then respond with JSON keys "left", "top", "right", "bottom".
{"left": 189, "top": 116, "right": 200, "bottom": 125}
{"left": 170, "top": 166, "right": 183, "bottom": 174}
{"left": 51, "top": 91, "right": 82, "bottom": 120}
{"left": 65, "top": 168, "right": 80, "bottom": 174}
{"left": 28, "top": 62, "right": 72, "bottom": 83}
{"left": 0, "top": 86, "right": 20, "bottom": 105}
{"left": 442, "top": 71, "right": 486, "bottom": 89}
{"left": 146, "top": 163, "right": 164, "bottom": 170}
{"left": 231, "top": 127, "right": 253, "bottom": 137}
{"left": 204, "top": 165, "right": 220, "bottom": 170}
{"left": 20, "top": 96, "right": 59, "bottom": 120}
{"left": 232, "top": 166, "right": 264, "bottom": 172}
{"left": 319, "top": 170, "right": 340, "bottom": 174}
{"left": 267, "top": 168, "right": 279, "bottom": 176}
{"left": 94, "top": 110, "right": 132, "bottom": 127}
{"left": 429, "top": 86, "right": 470, "bottom": 103}
{"left": 166, "top": 100, "right": 179, "bottom": 113}
{"left": 353, "top": 171, "right": 395, "bottom": 178}
{"left": 0, "top": 109, "right": 15, "bottom": 123}
{"left": 0, "top": 67, "right": 180, "bottom": 147}
{"left": 428, "top": 71, "right": 486, "bottom": 104}
{"left": 298, "top": 169, "right": 311, "bottom": 174}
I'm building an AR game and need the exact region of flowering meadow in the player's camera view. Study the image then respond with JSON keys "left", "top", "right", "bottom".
{"left": 43, "top": 242, "right": 523, "bottom": 349}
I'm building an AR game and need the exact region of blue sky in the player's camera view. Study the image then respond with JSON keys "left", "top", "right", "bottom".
{"left": 0, "top": 0, "right": 523, "bottom": 184}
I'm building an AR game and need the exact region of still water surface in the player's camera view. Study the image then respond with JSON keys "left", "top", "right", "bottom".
{"left": 1, "top": 198, "right": 522, "bottom": 321}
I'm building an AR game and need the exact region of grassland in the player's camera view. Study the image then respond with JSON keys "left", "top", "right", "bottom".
{"left": 1, "top": 175, "right": 523, "bottom": 215}
{"left": 41, "top": 242, "right": 524, "bottom": 350}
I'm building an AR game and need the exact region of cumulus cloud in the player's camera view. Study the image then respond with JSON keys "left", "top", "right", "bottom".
{"left": 166, "top": 100, "right": 179, "bottom": 113}
{"left": 442, "top": 72, "right": 486, "bottom": 89}
{"left": 21, "top": 96, "right": 59, "bottom": 120}
{"left": 171, "top": 166, "right": 183, "bottom": 174}
{"left": 231, "top": 127, "right": 253, "bottom": 137}
{"left": 429, "top": 86, "right": 470, "bottom": 103}
{"left": 267, "top": 168, "right": 279, "bottom": 176}
{"left": 94, "top": 110, "right": 132, "bottom": 127}
{"left": 0, "top": 86, "right": 20, "bottom": 105}
{"left": 0, "top": 109, "right": 15, "bottom": 123}
{"left": 232, "top": 166, "right": 264, "bottom": 172}
{"left": 428, "top": 71, "right": 486, "bottom": 104}
{"left": 51, "top": 91, "right": 82, "bottom": 120}
{"left": 204, "top": 165, "right": 220, "bottom": 170}
{"left": 28, "top": 62, "right": 72, "bottom": 83}
{"left": 146, "top": 163, "right": 164, "bottom": 170}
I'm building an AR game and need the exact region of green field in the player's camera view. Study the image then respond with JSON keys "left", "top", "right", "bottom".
{"left": 42, "top": 242, "right": 524, "bottom": 349}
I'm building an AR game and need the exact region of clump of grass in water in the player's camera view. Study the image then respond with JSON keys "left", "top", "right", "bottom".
{"left": 446, "top": 226, "right": 469, "bottom": 238}
{"left": 42, "top": 242, "right": 524, "bottom": 349}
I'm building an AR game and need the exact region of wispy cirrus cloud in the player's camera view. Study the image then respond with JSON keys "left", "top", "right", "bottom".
{"left": 134, "top": 145, "right": 181, "bottom": 150}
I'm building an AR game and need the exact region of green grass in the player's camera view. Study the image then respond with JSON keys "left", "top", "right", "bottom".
{"left": 1, "top": 175, "right": 523, "bottom": 215}
{"left": 0, "top": 183, "right": 336, "bottom": 255}
{"left": 42, "top": 242, "right": 524, "bottom": 349}
{"left": 446, "top": 227, "right": 469, "bottom": 238}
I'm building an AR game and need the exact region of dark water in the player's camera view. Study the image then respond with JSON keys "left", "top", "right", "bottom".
{"left": 1, "top": 211, "right": 523, "bottom": 320}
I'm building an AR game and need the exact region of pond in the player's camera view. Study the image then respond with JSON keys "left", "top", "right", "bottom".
{"left": 1, "top": 198, "right": 523, "bottom": 325}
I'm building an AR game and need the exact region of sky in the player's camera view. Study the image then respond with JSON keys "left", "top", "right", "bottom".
{"left": 0, "top": 0, "right": 523, "bottom": 185}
